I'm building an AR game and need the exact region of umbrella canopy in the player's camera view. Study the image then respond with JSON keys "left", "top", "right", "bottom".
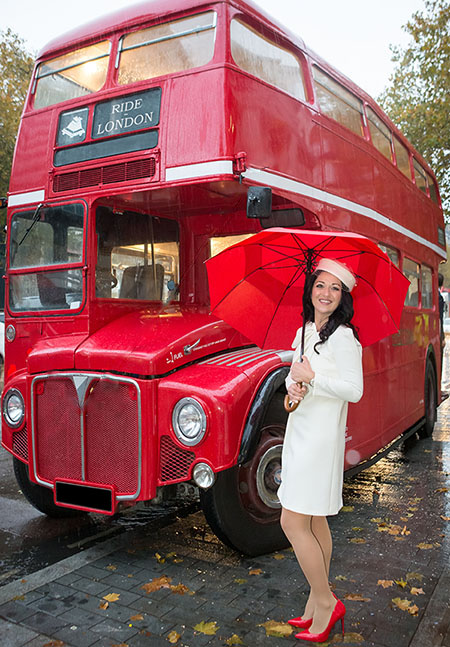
{"left": 206, "top": 228, "right": 410, "bottom": 349}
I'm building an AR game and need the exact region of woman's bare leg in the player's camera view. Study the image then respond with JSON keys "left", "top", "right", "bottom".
{"left": 280, "top": 508, "right": 335, "bottom": 633}
{"left": 311, "top": 516, "right": 332, "bottom": 576}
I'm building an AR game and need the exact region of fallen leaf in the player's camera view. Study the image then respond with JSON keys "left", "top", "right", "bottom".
{"left": 111, "top": 644, "right": 128, "bottom": 647}
{"left": 408, "top": 507, "right": 418, "bottom": 512}
{"left": 409, "top": 497, "right": 422, "bottom": 503}
{"left": 234, "top": 578, "right": 247, "bottom": 585}
{"left": 401, "top": 526, "right": 410, "bottom": 536}
{"left": 43, "top": 642, "right": 65, "bottom": 647}
{"left": 440, "top": 515, "right": 450, "bottom": 521}
{"left": 106, "top": 564, "right": 117, "bottom": 571}
{"left": 406, "top": 572, "right": 424, "bottom": 582}
{"left": 249, "top": 568, "right": 263, "bottom": 575}
{"left": 12, "top": 595, "right": 25, "bottom": 601}
{"left": 166, "top": 552, "right": 177, "bottom": 559}
{"left": 370, "top": 517, "right": 384, "bottom": 523}
{"left": 341, "top": 506, "right": 354, "bottom": 512}
{"left": 335, "top": 575, "right": 348, "bottom": 581}
{"left": 394, "top": 536, "right": 406, "bottom": 541}
{"left": 417, "top": 543, "right": 433, "bottom": 550}
{"left": 193, "top": 621, "right": 219, "bottom": 635}
{"left": 351, "top": 527, "right": 364, "bottom": 532}
{"left": 141, "top": 576, "right": 172, "bottom": 593}
{"left": 103, "top": 593, "right": 120, "bottom": 602}
{"left": 395, "top": 579, "right": 408, "bottom": 588}
{"left": 259, "top": 620, "right": 293, "bottom": 638}
{"left": 273, "top": 553, "right": 285, "bottom": 560}
{"left": 435, "top": 487, "right": 448, "bottom": 493}
{"left": 170, "top": 583, "right": 193, "bottom": 595}
{"left": 410, "top": 587, "right": 425, "bottom": 596}
{"left": 130, "top": 614, "right": 144, "bottom": 621}
{"left": 349, "top": 538, "right": 366, "bottom": 544}
{"left": 155, "top": 552, "right": 165, "bottom": 563}
{"left": 424, "top": 449, "right": 431, "bottom": 453}
{"left": 392, "top": 598, "right": 419, "bottom": 615}
{"left": 226, "top": 635, "right": 244, "bottom": 645}
{"left": 168, "top": 630, "right": 181, "bottom": 644}
{"left": 99, "top": 601, "right": 109, "bottom": 610}
{"left": 377, "top": 580, "right": 394, "bottom": 588}
{"left": 344, "top": 593, "right": 370, "bottom": 602}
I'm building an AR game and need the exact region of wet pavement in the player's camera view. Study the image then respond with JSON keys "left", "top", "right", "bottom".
{"left": 0, "top": 359, "right": 449, "bottom": 645}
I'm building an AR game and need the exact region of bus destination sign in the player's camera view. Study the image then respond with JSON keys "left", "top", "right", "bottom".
{"left": 92, "top": 88, "right": 161, "bottom": 139}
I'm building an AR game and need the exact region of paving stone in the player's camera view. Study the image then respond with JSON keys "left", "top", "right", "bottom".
{"left": 0, "top": 600, "right": 36, "bottom": 623}
{"left": 68, "top": 576, "right": 111, "bottom": 596}
{"left": 88, "top": 616, "right": 138, "bottom": 641}
{"left": 52, "top": 624, "right": 100, "bottom": 647}
{"left": 0, "top": 618, "right": 39, "bottom": 647}
{"left": 21, "top": 609, "right": 69, "bottom": 634}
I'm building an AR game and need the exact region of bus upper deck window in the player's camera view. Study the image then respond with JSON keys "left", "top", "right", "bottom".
{"left": 33, "top": 41, "right": 110, "bottom": 110}
{"left": 413, "top": 159, "right": 428, "bottom": 194}
{"left": 312, "top": 67, "right": 364, "bottom": 137}
{"left": 230, "top": 19, "right": 306, "bottom": 102}
{"left": 367, "top": 107, "right": 393, "bottom": 161}
{"left": 393, "top": 137, "right": 412, "bottom": 180}
{"left": 426, "top": 171, "right": 439, "bottom": 204}
{"left": 117, "top": 12, "right": 216, "bottom": 85}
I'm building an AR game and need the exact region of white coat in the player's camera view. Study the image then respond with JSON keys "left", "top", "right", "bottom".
{"left": 277, "top": 322, "right": 363, "bottom": 516}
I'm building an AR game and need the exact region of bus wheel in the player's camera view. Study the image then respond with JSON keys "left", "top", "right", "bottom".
{"left": 199, "top": 424, "right": 288, "bottom": 556}
{"left": 13, "top": 458, "right": 86, "bottom": 518}
{"left": 418, "top": 361, "right": 437, "bottom": 439}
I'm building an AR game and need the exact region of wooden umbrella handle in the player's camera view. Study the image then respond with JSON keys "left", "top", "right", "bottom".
{"left": 284, "top": 382, "right": 302, "bottom": 413}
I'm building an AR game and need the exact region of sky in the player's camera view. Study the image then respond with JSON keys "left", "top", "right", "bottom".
{"left": 3, "top": 0, "right": 425, "bottom": 99}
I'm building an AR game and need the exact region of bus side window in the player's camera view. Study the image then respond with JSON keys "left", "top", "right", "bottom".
{"left": 230, "top": 19, "right": 307, "bottom": 102}
{"left": 393, "top": 137, "right": 412, "bottom": 180}
{"left": 413, "top": 159, "right": 427, "bottom": 194}
{"left": 403, "top": 257, "right": 419, "bottom": 307}
{"left": 312, "top": 66, "right": 364, "bottom": 138}
{"left": 366, "top": 107, "right": 393, "bottom": 162}
{"left": 421, "top": 265, "right": 433, "bottom": 309}
{"left": 378, "top": 243, "right": 399, "bottom": 267}
{"left": 426, "top": 171, "right": 440, "bottom": 204}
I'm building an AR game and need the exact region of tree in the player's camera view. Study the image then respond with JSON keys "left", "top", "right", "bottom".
{"left": 0, "top": 29, "right": 34, "bottom": 199}
{"left": 379, "top": 0, "right": 450, "bottom": 219}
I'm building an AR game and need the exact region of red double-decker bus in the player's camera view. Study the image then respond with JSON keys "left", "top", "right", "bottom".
{"left": 1, "top": 0, "right": 445, "bottom": 555}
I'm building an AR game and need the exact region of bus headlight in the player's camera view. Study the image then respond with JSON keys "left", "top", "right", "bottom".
{"left": 3, "top": 389, "right": 25, "bottom": 428}
{"left": 193, "top": 463, "right": 215, "bottom": 489}
{"left": 172, "top": 397, "right": 207, "bottom": 446}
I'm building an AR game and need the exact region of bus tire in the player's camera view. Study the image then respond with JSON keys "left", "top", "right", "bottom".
{"left": 199, "top": 424, "right": 289, "bottom": 556}
{"left": 13, "top": 458, "right": 85, "bottom": 518}
{"left": 418, "top": 361, "right": 437, "bottom": 439}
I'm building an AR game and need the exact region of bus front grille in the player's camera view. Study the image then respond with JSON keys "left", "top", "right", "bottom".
{"left": 32, "top": 374, "right": 141, "bottom": 498}
{"left": 52, "top": 157, "right": 157, "bottom": 192}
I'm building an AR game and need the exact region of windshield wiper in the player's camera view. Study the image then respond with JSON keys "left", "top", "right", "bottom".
{"left": 18, "top": 203, "right": 45, "bottom": 246}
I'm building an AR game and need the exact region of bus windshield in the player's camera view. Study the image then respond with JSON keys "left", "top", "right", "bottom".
{"left": 9, "top": 203, "right": 85, "bottom": 312}
{"left": 95, "top": 207, "right": 180, "bottom": 303}
{"left": 33, "top": 41, "right": 110, "bottom": 109}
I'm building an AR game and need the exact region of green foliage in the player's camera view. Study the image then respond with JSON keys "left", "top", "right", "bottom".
{"left": 0, "top": 29, "right": 34, "bottom": 199}
{"left": 379, "top": 0, "right": 450, "bottom": 218}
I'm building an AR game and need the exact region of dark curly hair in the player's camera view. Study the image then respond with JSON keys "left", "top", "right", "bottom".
{"left": 303, "top": 270, "right": 359, "bottom": 353}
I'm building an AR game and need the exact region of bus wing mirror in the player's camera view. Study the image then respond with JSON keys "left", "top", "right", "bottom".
{"left": 247, "top": 187, "right": 272, "bottom": 219}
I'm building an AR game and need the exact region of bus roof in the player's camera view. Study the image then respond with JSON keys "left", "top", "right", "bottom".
{"left": 37, "top": 0, "right": 305, "bottom": 58}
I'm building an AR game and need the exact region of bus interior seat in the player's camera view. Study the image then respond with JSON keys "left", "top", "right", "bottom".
{"left": 119, "top": 264, "right": 164, "bottom": 300}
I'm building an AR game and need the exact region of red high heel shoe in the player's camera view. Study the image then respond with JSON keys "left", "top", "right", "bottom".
{"left": 295, "top": 599, "right": 345, "bottom": 642}
{"left": 289, "top": 592, "right": 337, "bottom": 628}
{"left": 288, "top": 616, "right": 313, "bottom": 629}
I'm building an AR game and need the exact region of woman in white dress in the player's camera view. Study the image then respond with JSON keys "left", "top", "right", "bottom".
{"left": 277, "top": 258, "right": 363, "bottom": 643}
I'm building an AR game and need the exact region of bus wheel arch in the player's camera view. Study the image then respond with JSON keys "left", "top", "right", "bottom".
{"left": 13, "top": 458, "right": 87, "bottom": 518}
{"left": 200, "top": 368, "right": 289, "bottom": 555}
{"left": 418, "top": 349, "right": 438, "bottom": 439}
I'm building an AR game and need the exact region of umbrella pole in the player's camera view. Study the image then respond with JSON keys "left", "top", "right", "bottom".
{"left": 283, "top": 320, "right": 307, "bottom": 413}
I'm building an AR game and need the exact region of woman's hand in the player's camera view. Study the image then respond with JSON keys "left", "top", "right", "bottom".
{"left": 290, "top": 355, "right": 315, "bottom": 384}
{"left": 287, "top": 382, "right": 308, "bottom": 403}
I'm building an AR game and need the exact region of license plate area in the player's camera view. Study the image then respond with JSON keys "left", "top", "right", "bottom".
{"left": 55, "top": 480, "right": 115, "bottom": 515}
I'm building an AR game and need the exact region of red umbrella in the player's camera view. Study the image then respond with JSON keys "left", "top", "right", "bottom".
{"left": 206, "top": 228, "right": 410, "bottom": 350}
